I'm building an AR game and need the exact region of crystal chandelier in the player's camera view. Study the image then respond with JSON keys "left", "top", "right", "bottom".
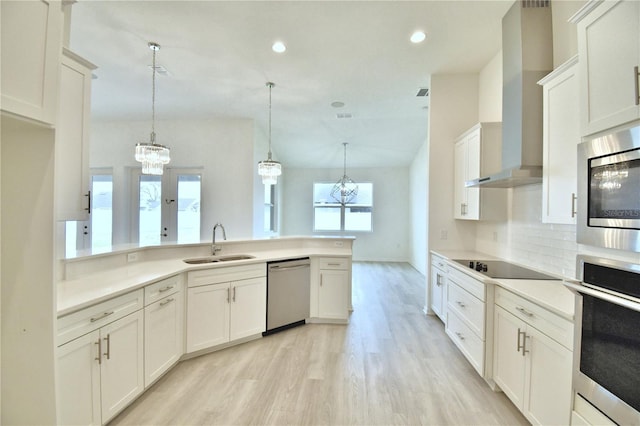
{"left": 257, "top": 82, "right": 282, "bottom": 185}
{"left": 331, "top": 143, "right": 358, "bottom": 204}
{"left": 135, "top": 42, "right": 170, "bottom": 175}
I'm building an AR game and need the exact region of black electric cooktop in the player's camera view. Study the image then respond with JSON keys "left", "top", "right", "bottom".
{"left": 453, "top": 259, "right": 557, "bottom": 280}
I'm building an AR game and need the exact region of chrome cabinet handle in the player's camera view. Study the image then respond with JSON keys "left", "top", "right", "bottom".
{"left": 571, "top": 193, "right": 577, "bottom": 218}
{"left": 103, "top": 334, "right": 111, "bottom": 360}
{"left": 517, "top": 327, "right": 523, "bottom": 353}
{"left": 635, "top": 66, "right": 639, "bottom": 106}
{"left": 327, "top": 263, "right": 341, "bottom": 267}
{"left": 232, "top": 287, "right": 236, "bottom": 302}
{"left": 516, "top": 306, "right": 533, "bottom": 317}
{"left": 522, "top": 333, "right": 530, "bottom": 357}
{"left": 90, "top": 311, "right": 114, "bottom": 323}
{"left": 456, "top": 301, "right": 466, "bottom": 308}
{"left": 95, "top": 339, "right": 102, "bottom": 365}
{"left": 226, "top": 288, "right": 230, "bottom": 303}
{"left": 159, "top": 297, "right": 174, "bottom": 307}
{"left": 320, "top": 275, "right": 323, "bottom": 286}
{"left": 159, "top": 285, "right": 174, "bottom": 293}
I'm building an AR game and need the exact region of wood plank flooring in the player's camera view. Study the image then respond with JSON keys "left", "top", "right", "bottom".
{"left": 110, "top": 262, "right": 527, "bottom": 425}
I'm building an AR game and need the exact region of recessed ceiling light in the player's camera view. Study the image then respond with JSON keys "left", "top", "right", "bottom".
{"left": 331, "top": 101, "right": 345, "bottom": 108}
{"left": 272, "top": 41, "right": 286, "bottom": 53}
{"left": 410, "top": 31, "right": 426, "bottom": 44}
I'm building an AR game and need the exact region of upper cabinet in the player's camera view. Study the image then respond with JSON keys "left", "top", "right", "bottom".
{"left": 1, "top": 0, "right": 63, "bottom": 126}
{"left": 453, "top": 122, "right": 505, "bottom": 221}
{"left": 56, "top": 49, "right": 97, "bottom": 221}
{"left": 539, "top": 56, "right": 579, "bottom": 225}
{"left": 574, "top": 0, "right": 640, "bottom": 136}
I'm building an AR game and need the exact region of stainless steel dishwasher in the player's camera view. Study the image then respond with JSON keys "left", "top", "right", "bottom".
{"left": 264, "top": 257, "right": 310, "bottom": 335}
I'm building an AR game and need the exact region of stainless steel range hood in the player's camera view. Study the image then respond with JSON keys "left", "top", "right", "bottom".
{"left": 467, "top": 0, "right": 552, "bottom": 188}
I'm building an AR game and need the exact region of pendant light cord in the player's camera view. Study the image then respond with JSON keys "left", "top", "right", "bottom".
{"left": 150, "top": 43, "right": 159, "bottom": 144}
{"left": 343, "top": 143, "right": 348, "bottom": 177}
{"left": 267, "top": 82, "right": 274, "bottom": 160}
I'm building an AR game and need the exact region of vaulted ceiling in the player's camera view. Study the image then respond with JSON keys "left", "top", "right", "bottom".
{"left": 69, "top": 1, "right": 512, "bottom": 168}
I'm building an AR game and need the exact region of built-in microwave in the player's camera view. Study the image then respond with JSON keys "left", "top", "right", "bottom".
{"left": 577, "top": 124, "right": 640, "bottom": 251}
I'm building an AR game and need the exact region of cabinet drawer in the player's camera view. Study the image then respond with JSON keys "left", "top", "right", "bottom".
{"left": 187, "top": 263, "right": 266, "bottom": 288}
{"left": 495, "top": 287, "right": 573, "bottom": 350}
{"left": 57, "top": 289, "right": 143, "bottom": 346}
{"left": 318, "top": 257, "right": 348, "bottom": 270}
{"left": 448, "top": 267, "right": 485, "bottom": 301}
{"left": 447, "top": 310, "right": 485, "bottom": 376}
{"left": 447, "top": 281, "right": 485, "bottom": 338}
{"left": 431, "top": 254, "right": 448, "bottom": 271}
{"left": 145, "top": 275, "right": 182, "bottom": 306}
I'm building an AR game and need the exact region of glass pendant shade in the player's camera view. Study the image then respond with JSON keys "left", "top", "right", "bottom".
{"left": 135, "top": 42, "right": 170, "bottom": 175}
{"left": 258, "top": 82, "right": 281, "bottom": 185}
{"left": 331, "top": 142, "right": 358, "bottom": 204}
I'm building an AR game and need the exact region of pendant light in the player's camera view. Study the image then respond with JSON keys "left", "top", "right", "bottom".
{"left": 135, "top": 42, "right": 170, "bottom": 175}
{"left": 257, "top": 82, "right": 282, "bottom": 185}
{"left": 331, "top": 143, "right": 358, "bottom": 204}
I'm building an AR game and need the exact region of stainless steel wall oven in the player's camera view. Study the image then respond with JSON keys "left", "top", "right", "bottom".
{"left": 565, "top": 255, "right": 640, "bottom": 425}
{"left": 577, "top": 124, "right": 640, "bottom": 251}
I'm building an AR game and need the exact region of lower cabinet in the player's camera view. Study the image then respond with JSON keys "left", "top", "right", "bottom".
{"left": 317, "top": 257, "right": 349, "bottom": 320}
{"left": 430, "top": 253, "right": 448, "bottom": 321}
{"left": 186, "top": 264, "right": 267, "bottom": 353}
{"left": 144, "top": 286, "right": 184, "bottom": 387}
{"left": 57, "top": 309, "right": 144, "bottom": 425}
{"left": 493, "top": 288, "right": 573, "bottom": 425}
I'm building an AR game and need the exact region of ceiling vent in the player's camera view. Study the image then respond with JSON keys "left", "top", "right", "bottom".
{"left": 336, "top": 113, "right": 353, "bottom": 119}
{"left": 148, "top": 64, "right": 171, "bottom": 76}
{"left": 416, "top": 88, "right": 429, "bottom": 97}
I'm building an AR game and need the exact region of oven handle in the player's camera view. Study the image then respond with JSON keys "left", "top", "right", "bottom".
{"left": 563, "top": 281, "right": 640, "bottom": 313}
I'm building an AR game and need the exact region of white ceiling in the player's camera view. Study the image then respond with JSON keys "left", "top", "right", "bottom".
{"left": 69, "top": 0, "right": 512, "bottom": 169}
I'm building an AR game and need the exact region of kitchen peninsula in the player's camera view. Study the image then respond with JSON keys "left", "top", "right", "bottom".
{"left": 56, "top": 236, "right": 353, "bottom": 425}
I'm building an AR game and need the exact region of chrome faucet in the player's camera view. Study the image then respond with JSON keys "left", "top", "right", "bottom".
{"left": 212, "top": 223, "right": 227, "bottom": 255}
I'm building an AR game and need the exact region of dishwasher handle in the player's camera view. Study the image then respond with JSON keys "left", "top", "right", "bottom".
{"left": 269, "top": 263, "right": 310, "bottom": 272}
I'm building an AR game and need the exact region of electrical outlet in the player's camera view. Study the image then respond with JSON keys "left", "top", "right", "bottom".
{"left": 127, "top": 252, "right": 139, "bottom": 262}
{"left": 334, "top": 241, "right": 344, "bottom": 247}
{"left": 440, "top": 230, "right": 448, "bottom": 240}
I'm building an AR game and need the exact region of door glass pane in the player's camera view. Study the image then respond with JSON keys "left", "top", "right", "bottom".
{"left": 139, "top": 175, "right": 162, "bottom": 246}
{"left": 91, "top": 175, "right": 113, "bottom": 250}
{"left": 177, "top": 174, "right": 201, "bottom": 244}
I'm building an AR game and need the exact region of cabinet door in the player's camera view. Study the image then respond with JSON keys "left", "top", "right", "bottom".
{"left": 318, "top": 269, "right": 349, "bottom": 320}
{"left": 56, "top": 51, "right": 95, "bottom": 221}
{"left": 144, "top": 291, "right": 184, "bottom": 387}
{"left": 186, "top": 283, "right": 230, "bottom": 352}
{"left": 430, "top": 267, "right": 445, "bottom": 320}
{"left": 454, "top": 139, "right": 467, "bottom": 219}
{"left": 100, "top": 310, "right": 144, "bottom": 424}
{"left": 229, "top": 277, "right": 266, "bottom": 341}
{"left": 524, "top": 326, "right": 573, "bottom": 426}
{"left": 0, "top": 0, "right": 61, "bottom": 125}
{"left": 56, "top": 330, "right": 102, "bottom": 426}
{"left": 493, "top": 306, "right": 526, "bottom": 411}
{"left": 542, "top": 60, "right": 579, "bottom": 224}
{"left": 578, "top": 0, "right": 640, "bottom": 135}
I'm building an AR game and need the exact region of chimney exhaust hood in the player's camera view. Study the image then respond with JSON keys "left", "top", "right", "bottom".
{"left": 466, "top": 0, "right": 552, "bottom": 188}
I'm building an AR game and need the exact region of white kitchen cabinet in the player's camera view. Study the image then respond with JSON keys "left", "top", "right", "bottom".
{"left": 57, "top": 306, "right": 144, "bottom": 425}
{"left": 144, "top": 276, "right": 184, "bottom": 387}
{"left": 186, "top": 264, "right": 266, "bottom": 353}
{"left": 445, "top": 266, "right": 492, "bottom": 378}
{"left": 0, "top": 0, "right": 62, "bottom": 126}
{"left": 453, "top": 122, "right": 505, "bottom": 220}
{"left": 317, "top": 257, "right": 350, "bottom": 321}
{"left": 539, "top": 56, "right": 580, "bottom": 225}
{"left": 430, "top": 254, "right": 448, "bottom": 322}
{"left": 493, "top": 288, "right": 573, "bottom": 425}
{"left": 574, "top": 0, "right": 640, "bottom": 136}
{"left": 56, "top": 48, "right": 97, "bottom": 221}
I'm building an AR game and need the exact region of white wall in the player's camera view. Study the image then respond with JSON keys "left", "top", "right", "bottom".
{"left": 427, "top": 74, "right": 480, "bottom": 253}
{"left": 478, "top": 51, "right": 502, "bottom": 123}
{"left": 409, "top": 141, "right": 428, "bottom": 275}
{"left": 280, "top": 167, "right": 410, "bottom": 262}
{"left": 90, "top": 118, "right": 257, "bottom": 243}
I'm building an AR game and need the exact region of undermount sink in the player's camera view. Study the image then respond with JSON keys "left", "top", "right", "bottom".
{"left": 183, "top": 254, "right": 255, "bottom": 264}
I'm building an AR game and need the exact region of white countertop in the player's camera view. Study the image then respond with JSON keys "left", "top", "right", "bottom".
{"left": 431, "top": 249, "right": 575, "bottom": 320}
{"left": 58, "top": 247, "right": 350, "bottom": 317}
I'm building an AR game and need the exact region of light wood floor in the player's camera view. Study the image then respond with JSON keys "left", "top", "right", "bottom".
{"left": 110, "top": 262, "right": 528, "bottom": 425}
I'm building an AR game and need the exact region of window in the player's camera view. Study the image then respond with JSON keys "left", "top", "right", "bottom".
{"left": 313, "top": 182, "right": 373, "bottom": 232}
{"left": 133, "top": 168, "right": 202, "bottom": 245}
{"left": 264, "top": 184, "right": 276, "bottom": 233}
